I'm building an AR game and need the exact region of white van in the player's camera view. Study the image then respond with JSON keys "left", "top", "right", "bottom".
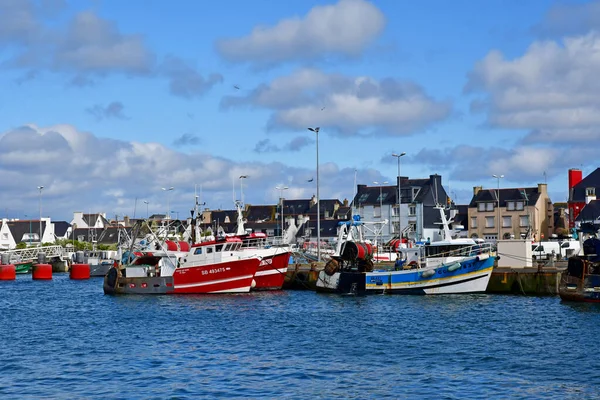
{"left": 531, "top": 240, "right": 581, "bottom": 260}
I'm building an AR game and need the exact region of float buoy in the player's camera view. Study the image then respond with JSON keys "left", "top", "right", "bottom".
{"left": 447, "top": 263, "right": 461, "bottom": 272}
{"left": 70, "top": 263, "right": 91, "bottom": 280}
{"left": 0, "top": 264, "right": 16, "bottom": 280}
{"left": 421, "top": 269, "right": 435, "bottom": 278}
{"left": 32, "top": 264, "right": 52, "bottom": 280}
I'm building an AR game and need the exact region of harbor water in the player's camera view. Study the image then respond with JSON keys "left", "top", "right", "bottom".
{"left": 1, "top": 275, "right": 599, "bottom": 399}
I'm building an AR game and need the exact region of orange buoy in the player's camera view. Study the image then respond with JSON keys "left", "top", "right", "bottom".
{"left": 70, "top": 263, "right": 91, "bottom": 280}
{"left": 0, "top": 264, "right": 16, "bottom": 280}
{"left": 32, "top": 263, "right": 52, "bottom": 280}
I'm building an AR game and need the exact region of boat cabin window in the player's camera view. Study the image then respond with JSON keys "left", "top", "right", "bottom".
{"left": 207, "top": 247, "right": 213, "bottom": 254}
{"left": 194, "top": 248, "right": 203, "bottom": 255}
{"left": 223, "top": 244, "right": 231, "bottom": 251}
{"left": 216, "top": 244, "right": 223, "bottom": 252}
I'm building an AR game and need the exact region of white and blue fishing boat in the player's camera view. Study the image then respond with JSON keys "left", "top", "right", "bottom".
{"left": 316, "top": 205, "right": 496, "bottom": 295}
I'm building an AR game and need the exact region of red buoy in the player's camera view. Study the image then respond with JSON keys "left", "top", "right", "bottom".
{"left": 0, "top": 264, "right": 16, "bottom": 280}
{"left": 32, "top": 263, "right": 53, "bottom": 280}
{"left": 70, "top": 263, "right": 91, "bottom": 280}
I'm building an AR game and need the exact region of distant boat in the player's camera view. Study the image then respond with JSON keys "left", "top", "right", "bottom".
{"left": 316, "top": 205, "right": 496, "bottom": 295}
{"left": 559, "top": 237, "right": 600, "bottom": 303}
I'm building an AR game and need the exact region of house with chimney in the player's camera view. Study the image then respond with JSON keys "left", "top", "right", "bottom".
{"left": 468, "top": 183, "right": 553, "bottom": 241}
{"left": 567, "top": 168, "right": 600, "bottom": 229}
{"left": 352, "top": 174, "right": 453, "bottom": 243}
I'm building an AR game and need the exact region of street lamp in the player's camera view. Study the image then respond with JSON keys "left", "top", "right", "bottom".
{"left": 276, "top": 185, "right": 289, "bottom": 238}
{"left": 161, "top": 187, "right": 174, "bottom": 220}
{"left": 392, "top": 152, "right": 407, "bottom": 239}
{"left": 171, "top": 210, "right": 179, "bottom": 220}
{"left": 308, "top": 127, "right": 320, "bottom": 262}
{"left": 492, "top": 174, "right": 504, "bottom": 240}
{"left": 143, "top": 200, "right": 149, "bottom": 219}
{"left": 37, "top": 186, "right": 44, "bottom": 244}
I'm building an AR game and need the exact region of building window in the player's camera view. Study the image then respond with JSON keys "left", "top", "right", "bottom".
{"left": 507, "top": 201, "right": 515, "bottom": 211}
{"left": 409, "top": 205, "right": 416, "bottom": 216}
{"left": 358, "top": 193, "right": 369, "bottom": 204}
{"left": 502, "top": 216, "right": 512, "bottom": 228}
{"left": 519, "top": 215, "right": 529, "bottom": 227}
{"left": 412, "top": 188, "right": 419, "bottom": 201}
{"left": 586, "top": 187, "right": 596, "bottom": 196}
{"left": 470, "top": 217, "right": 477, "bottom": 228}
{"left": 486, "top": 203, "right": 494, "bottom": 211}
{"left": 374, "top": 206, "right": 381, "bottom": 218}
{"left": 516, "top": 201, "right": 524, "bottom": 211}
{"left": 478, "top": 203, "right": 485, "bottom": 212}
{"left": 485, "top": 216, "right": 495, "bottom": 228}
{"left": 392, "top": 206, "right": 399, "bottom": 217}
{"left": 325, "top": 210, "right": 330, "bottom": 218}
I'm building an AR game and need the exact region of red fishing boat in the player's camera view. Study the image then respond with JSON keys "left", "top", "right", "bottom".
{"left": 229, "top": 203, "right": 291, "bottom": 290}
{"left": 235, "top": 232, "right": 291, "bottom": 290}
{"left": 103, "top": 237, "right": 260, "bottom": 295}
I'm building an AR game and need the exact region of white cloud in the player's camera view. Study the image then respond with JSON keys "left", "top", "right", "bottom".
{"left": 1, "top": 2, "right": 219, "bottom": 99}
{"left": 215, "top": 0, "right": 385, "bottom": 66}
{"left": 0, "top": 124, "right": 364, "bottom": 220}
{"left": 222, "top": 68, "right": 451, "bottom": 136}
{"left": 466, "top": 32, "right": 600, "bottom": 141}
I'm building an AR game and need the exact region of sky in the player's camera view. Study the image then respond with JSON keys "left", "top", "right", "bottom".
{"left": 1, "top": 0, "right": 599, "bottom": 222}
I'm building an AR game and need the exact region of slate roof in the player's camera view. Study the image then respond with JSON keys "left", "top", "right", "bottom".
{"left": 334, "top": 206, "right": 352, "bottom": 220}
{"left": 576, "top": 199, "right": 600, "bottom": 222}
{"left": 307, "top": 199, "right": 342, "bottom": 218}
{"left": 468, "top": 186, "right": 542, "bottom": 208}
{"left": 53, "top": 221, "right": 71, "bottom": 237}
{"left": 245, "top": 205, "right": 275, "bottom": 222}
{"left": 353, "top": 175, "right": 445, "bottom": 207}
{"left": 211, "top": 210, "right": 239, "bottom": 224}
{"left": 5, "top": 220, "right": 46, "bottom": 243}
{"left": 81, "top": 213, "right": 109, "bottom": 227}
{"left": 281, "top": 199, "right": 312, "bottom": 216}
{"left": 572, "top": 168, "right": 600, "bottom": 202}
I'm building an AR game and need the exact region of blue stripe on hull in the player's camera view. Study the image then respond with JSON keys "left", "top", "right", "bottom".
{"left": 365, "top": 256, "right": 495, "bottom": 293}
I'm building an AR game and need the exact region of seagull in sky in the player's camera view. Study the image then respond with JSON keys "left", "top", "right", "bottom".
{"left": 234, "top": 85, "right": 240, "bottom": 90}
{"left": 307, "top": 177, "right": 314, "bottom": 182}
{"left": 321, "top": 107, "right": 325, "bottom": 111}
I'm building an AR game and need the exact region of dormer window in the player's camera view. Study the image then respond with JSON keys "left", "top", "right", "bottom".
{"left": 586, "top": 187, "right": 596, "bottom": 196}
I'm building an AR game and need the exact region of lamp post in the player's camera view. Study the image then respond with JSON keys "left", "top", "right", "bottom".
{"left": 392, "top": 152, "right": 406, "bottom": 239}
{"left": 308, "top": 127, "right": 320, "bottom": 262}
{"left": 492, "top": 174, "right": 504, "bottom": 240}
{"left": 143, "top": 200, "right": 149, "bottom": 219}
{"left": 171, "top": 211, "right": 179, "bottom": 220}
{"left": 161, "top": 187, "right": 174, "bottom": 220}
{"left": 276, "top": 185, "right": 289, "bottom": 238}
{"left": 37, "top": 186, "right": 44, "bottom": 244}
{"left": 373, "top": 181, "right": 388, "bottom": 253}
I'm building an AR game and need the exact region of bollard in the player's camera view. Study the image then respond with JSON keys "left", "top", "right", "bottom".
{"left": 32, "top": 263, "right": 52, "bottom": 280}
{"left": 0, "top": 264, "right": 16, "bottom": 280}
{"left": 1, "top": 253, "right": 10, "bottom": 265}
{"left": 70, "top": 263, "right": 91, "bottom": 280}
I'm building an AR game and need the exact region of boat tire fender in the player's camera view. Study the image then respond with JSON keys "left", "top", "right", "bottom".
{"left": 106, "top": 267, "right": 118, "bottom": 289}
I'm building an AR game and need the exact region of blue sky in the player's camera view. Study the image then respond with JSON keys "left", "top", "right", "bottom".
{"left": 0, "top": 0, "right": 598, "bottom": 221}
